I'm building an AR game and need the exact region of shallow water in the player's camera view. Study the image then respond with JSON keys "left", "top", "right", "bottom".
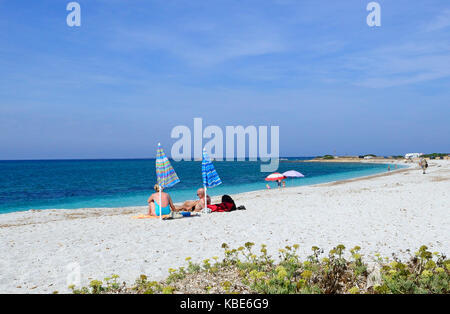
{"left": 0, "top": 158, "right": 401, "bottom": 214}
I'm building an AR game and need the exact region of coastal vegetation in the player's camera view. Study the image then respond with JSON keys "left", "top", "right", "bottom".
{"left": 422, "top": 153, "right": 449, "bottom": 159}
{"left": 359, "top": 154, "right": 377, "bottom": 158}
{"left": 70, "top": 243, "right": 449, "bottom": 294}
{"left": 318, "top": 155, "right": 335, "bottom": 160}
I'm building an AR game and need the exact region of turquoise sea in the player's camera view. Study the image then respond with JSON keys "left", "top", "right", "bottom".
{"left": 0, "top": 158, "right": 401, "bottom": 214}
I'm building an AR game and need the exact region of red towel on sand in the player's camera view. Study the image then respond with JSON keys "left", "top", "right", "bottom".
{"left": 207, "top": 202, "right": 235, "bottom": 212}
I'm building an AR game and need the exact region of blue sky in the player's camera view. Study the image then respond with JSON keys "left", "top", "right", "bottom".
{"left": 0, "top": 0, "right": 449, "bottom": 159}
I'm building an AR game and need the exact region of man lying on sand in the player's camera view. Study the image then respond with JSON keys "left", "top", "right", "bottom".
{"left": 175, "top": 188, "right": 211, "bottom": 212}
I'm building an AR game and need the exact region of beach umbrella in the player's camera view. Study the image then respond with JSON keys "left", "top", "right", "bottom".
{"left": 155, "top": 143, "right": 180, "bottom": 220}
{"left": 265, "top": 172, "right": 286, "bottom": 181}
{"left": 282, "top": 170, "right": 305, "bottom": 178}
{"left": 201, "top": 149, "right": 222, "bottom": 210}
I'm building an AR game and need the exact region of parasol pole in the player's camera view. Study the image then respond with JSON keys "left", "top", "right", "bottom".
{"left": 159, "top": 185, "right": 162, "bottom": 221}
{"left": 157, "top": 141, "right": 162, "bottom": 222}
{"left": 204, "top": 185, "right": 207, "bottom": 211}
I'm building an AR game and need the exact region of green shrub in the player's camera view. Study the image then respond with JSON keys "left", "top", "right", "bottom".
{"left": 70, "top": 244, "right": 449, "bottom": 294}
{"left": 422, "top": 153, "right": 448, "bottom": 159}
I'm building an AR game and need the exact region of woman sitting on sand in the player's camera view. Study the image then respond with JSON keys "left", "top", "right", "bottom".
{"left": 147, "top": 184, "right": 177, "bottom": 216}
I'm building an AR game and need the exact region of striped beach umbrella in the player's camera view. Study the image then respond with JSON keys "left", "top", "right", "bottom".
{"left": 201, "top": 149, "right": 222, "bottom": 210}
{"left": 155, "top": 143, "right": 180, "bottom": 219}
{"left": 265, "top": 172, "right": 286, "bottom": 189}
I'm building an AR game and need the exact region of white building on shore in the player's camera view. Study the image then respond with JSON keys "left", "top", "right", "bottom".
{"left": 405, "top": 153, "right": 423, "bottom": 159}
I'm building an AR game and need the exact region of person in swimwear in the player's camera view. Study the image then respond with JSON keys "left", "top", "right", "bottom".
{"left": 147, "top": 184, "right": 177, "bottom": 216}
{"left": 174, "top": 188, "right": 211, "bottom": 212}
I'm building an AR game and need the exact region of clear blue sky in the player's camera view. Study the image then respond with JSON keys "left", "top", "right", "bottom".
{"left": 0, "top": 0, "right": 449, "bottom": 159}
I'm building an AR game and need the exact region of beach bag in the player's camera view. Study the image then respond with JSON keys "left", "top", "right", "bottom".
{"left": 221, "top": 195, "right": 236, "bottom": 211}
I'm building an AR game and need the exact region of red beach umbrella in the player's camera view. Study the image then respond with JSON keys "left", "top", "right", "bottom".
{"left": 265, "top": 172, "right": 286, "bottom": 181}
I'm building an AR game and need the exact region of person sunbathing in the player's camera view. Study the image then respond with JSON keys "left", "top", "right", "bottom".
{"left": 175, "top": 188, "right": 211, "bottom": 212}
{"left": 147, "top": 184, "right": 177, "bottom": 216}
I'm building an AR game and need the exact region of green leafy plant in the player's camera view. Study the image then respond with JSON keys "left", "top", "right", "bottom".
{"left": 70, "top": 244, "right": 449, "bottom": 294}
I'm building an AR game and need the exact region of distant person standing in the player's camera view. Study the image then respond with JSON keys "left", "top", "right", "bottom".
{"left": 388, "top": 165, "right": 391, "bottom": 172}
{"left": 419, "top": 158, "right": 428, "bottom": 174}
{"left": 277, "top": 179, "right": 282, "bottom": 188}
{"left": 282, "top": 180, "right": 286, "bottom": 188}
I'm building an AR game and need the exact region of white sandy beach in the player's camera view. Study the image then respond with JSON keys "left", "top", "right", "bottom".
{"left": 0, "top": 160, "right": 449, "bottom": 294}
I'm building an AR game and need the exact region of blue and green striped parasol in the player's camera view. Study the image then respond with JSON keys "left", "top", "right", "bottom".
{"left": 201, "top": 149, "right": 222, "bottom": 211}
{"left": 156, "top": 143, "right": 180, "bottom": 189}
{"left": 155, "top": 143, "right": 179, "bottom": 219}
{"left": 202, "top": 149, "right": 222, "bottom": 188}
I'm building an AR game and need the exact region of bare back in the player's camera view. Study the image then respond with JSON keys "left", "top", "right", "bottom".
{"left": 150, "top": 191, "right": 170, "bottom": 207}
